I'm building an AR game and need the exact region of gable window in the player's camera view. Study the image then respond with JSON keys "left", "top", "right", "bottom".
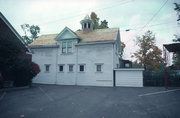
{"left": 68, "top": 65, "right": 74, "bottom": 72}
{"left": 59, "top": 65, "right": 64, "bottom": 72}
{"left": 67, "top": 41, "right": 72, "bottom": 53}
{"left": 62, "top": 42, "right": 66, "bottom": 53}
{"left": 79, "top": 64, "right": 85, "bottom": 72}
{"left": 45, "top": 64, "right": 50, "bottom": 72}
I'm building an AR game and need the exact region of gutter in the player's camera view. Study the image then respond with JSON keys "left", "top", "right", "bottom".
{"left": 75, "top": 40, "right": 115, "bottom": 46}
{"left": 29, "top": 45, "right": 59, "bottom": 49}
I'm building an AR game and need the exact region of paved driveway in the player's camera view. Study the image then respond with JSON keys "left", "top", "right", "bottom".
{"left": 0, "top": 85, "right": 180, "bottom": 118}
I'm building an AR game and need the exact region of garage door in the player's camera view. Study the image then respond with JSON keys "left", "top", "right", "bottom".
{"left": 115, "top": 69, "right": 144, "bottom": 87}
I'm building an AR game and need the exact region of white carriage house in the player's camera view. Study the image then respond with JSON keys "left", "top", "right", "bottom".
{"left": 29, "top": 15, "right": 143, "bottom": 87}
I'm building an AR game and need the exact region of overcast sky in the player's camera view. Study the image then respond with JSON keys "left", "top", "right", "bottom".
{"left": 0, "top": 0, "right": 180, "bottom": 60}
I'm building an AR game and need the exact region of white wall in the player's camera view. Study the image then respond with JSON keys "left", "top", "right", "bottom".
{"left": 76, "top": 43, "right": 114, "bottom": 86}
{"left": 56, "top": 40, "right": 77, "bottom": 85}
{"left": 31, "top": 42, "right": 116, "bottom": 87}
{"left": 115, "top": 68, "right": 144, "bottom": 87}
{"left": 31, "top": 47, "right": 58, "bottom": 84}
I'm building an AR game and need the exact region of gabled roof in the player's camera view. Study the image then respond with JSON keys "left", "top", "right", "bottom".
{"left": 0, "top": 12, "right": 32, "bottom": 53}
{"left": 54, "top": 27, "right": 82, "bottom": 41}
{"left": 29, "top": 28, "right": 119, "bottom": 46}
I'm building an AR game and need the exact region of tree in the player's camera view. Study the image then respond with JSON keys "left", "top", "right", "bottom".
{"left": 120, "top": 42, "right": 125, "bottom": 57}
{"left": 0, "top": 37, "right": 40, "bottom": 87}
{"left": 99, "top": 20, "right": 109, "bottom": 29}
{"left": 21, "top": 24, "right": 40, "bottom": 44}
{"left": 172, "top": 3, "right": 180, "bottom": 68}
{"left": 90, "top": 12, "right": 108, "bottom": 29}
{"left": 132, "top": 30, "right": 163, "bottom": 71}
{"left": 90, "top": 12, "right": 100, "bottom": 29}
{"left": 174, "top": 3, "right": 180, "bottom": 21}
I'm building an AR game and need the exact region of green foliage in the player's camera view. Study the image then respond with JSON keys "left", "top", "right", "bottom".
{"left": 132, "top": 30, "right": 164, "bottom": 71}
{"left": 21, "top": 24, "right": 40, "bottom": 44}
{"left": 90, "top": 12, "right": 108, "bottom": 29}
{"left": 0, "top": 37, "right": 40, "bottom": 87}
{"left": 120, "top": 42, "right": 125, "bottom": 57}
{"left": 99, "top": 20, "right": 109, "bottom": 29}
{"left": 174, "top": 3, "right": 180, "bottom": 21}
{"left": 172, "top": 34, "right": 180, "bottom": 42}
{"left": 90, "top": 12, "right": 100, "bottom": 29}
{"left": 172, "top": 53, "right": 180, "bottom": 67}
{"left": 132, "top": 61, "right": 143, "bottom": 68}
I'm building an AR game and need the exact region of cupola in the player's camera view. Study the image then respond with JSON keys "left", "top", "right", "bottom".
{"left": 80, "top": 15, "right": 93, "bottom": 31}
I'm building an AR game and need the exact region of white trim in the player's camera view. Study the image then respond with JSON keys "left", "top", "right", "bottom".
{"left": 114, "top": 68, "right": 144, "bottom": 71}
{"left": 75, "top": 40, "right": 115, "bottom": 46}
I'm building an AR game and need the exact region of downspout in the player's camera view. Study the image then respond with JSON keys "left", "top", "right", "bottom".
{"left": 55, "top": 47, "right": 58, "bottom": 84}
{"left": 113, "top": 43, "right": 115, "bottom": 87}
{"left": 75, "top": 45, "right": 78, "bottom": 85}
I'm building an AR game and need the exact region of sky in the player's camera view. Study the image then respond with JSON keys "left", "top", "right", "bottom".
{"left": 0, "top": 0, "right": 180, "bottom": 61}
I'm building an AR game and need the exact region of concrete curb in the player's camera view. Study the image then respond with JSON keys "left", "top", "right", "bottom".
{"left": 0, "top": 86, "right": 30, "bottom": 92}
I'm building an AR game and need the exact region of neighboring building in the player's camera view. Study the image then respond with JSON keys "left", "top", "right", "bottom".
{"left": 0, "top": 12, "right": 32, "bottom": 87}
{"left": 0, "top": 12, "right": 31, "bottom": 55}
{"left": 29, "top": 15, "right": 121, "bottom": 86}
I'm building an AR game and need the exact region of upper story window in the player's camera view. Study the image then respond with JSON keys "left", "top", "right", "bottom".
{"left": 62, "top": 42, "right": 66, "bottom": 53}
{"left": 61, "top": 41, "right": 73, "bottom": 54}
{"left": 67, "top": 41, "right": 72, "bottom": 53}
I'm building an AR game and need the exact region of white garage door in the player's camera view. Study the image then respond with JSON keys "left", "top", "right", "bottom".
{"left": 115, "top": 69, "right": 144, "bottom": 87}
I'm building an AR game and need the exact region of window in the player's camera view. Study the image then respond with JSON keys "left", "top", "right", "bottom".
{"left": 45, "top": 64, "right": 50, "bottom": 72}
{"left": 59, "top": 65, "right": 64, "bottom": 72}
{"left": 61, "top": 41, "right": 73, "bottom": 54}
{"left": 88, "top": 23, "right": 90, "bottom": 28}
{"left": 67, "top": 41, "right": 72, "bottom": 53}
{"left": 69, "top": 65, "right": 73, "bottom": 72}
{"left": 62, "top": 42, "right": 66, "bottom": 53}
{"left": 84, "top": 23, "right": 87, "bottom": 29}
{"left": 96, "top": 65, "right": 102, "bottom": 72}
{"left": 95, "top": 63, "right": 103, "bottom": 72}
{"left": 79, "top": 65, "right": 85, "bottom": 72}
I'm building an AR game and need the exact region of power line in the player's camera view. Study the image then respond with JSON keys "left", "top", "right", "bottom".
{"left": 135, "top": 0, "right": 169, "bottom": 34}
{"left": 121, "top": 21, "right": 175, "bottom": 32}
{"left": 16, "top": 0, "right": 132, "bottom": 32}
{"left": 124, "top": 0, "right": 169, "bottom": 43}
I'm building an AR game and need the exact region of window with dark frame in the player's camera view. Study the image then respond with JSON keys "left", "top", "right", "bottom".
{"left": 59, "top": 65, "right": 64, "bottom": 72}
{"left": 79, "top": 65, "right": 84, "bottom": 72}
{"left": 96, "top": 65, "right": 102, "bottom": 72}
{"left": 69, "top": 65, "right": 73, "bottom": 72}
{"left": 45, "top": 65, "right": 50, "bottom": 72}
